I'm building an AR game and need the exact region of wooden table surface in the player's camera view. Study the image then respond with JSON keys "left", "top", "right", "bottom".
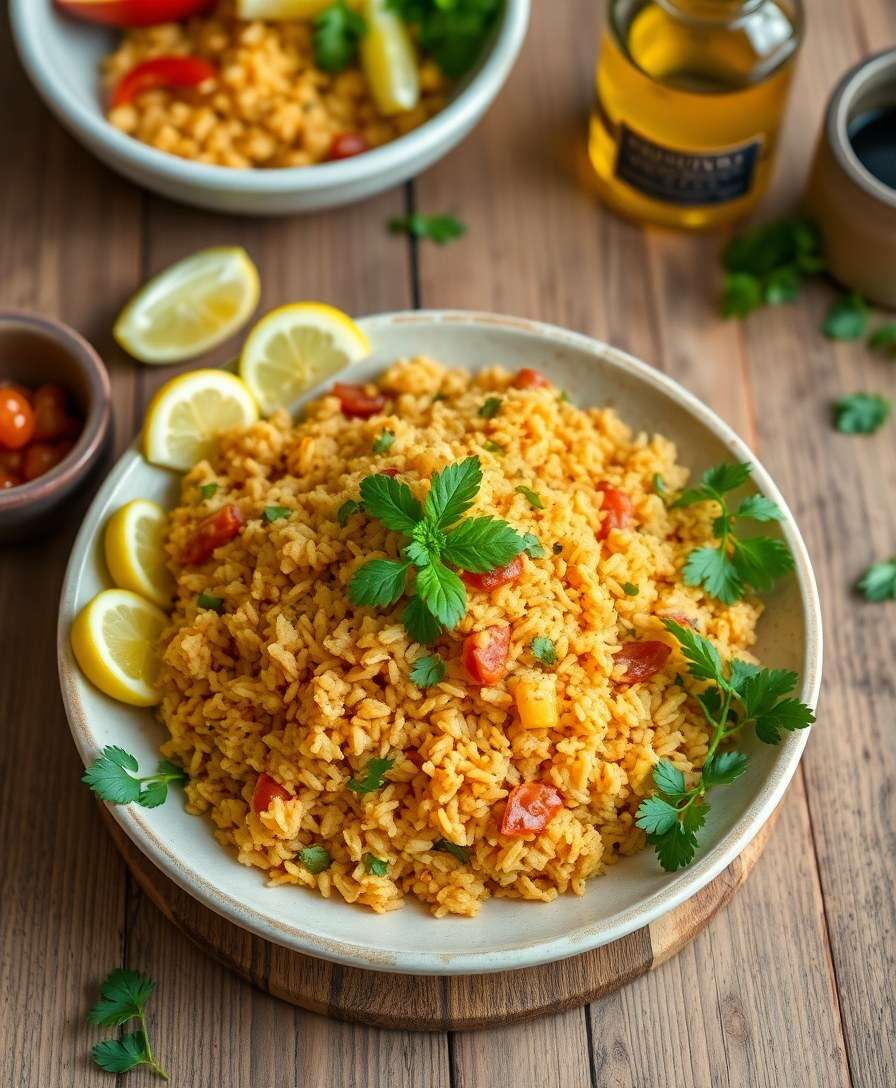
{"left": 2, "top": 1, "right": 895, "bottom": 1085}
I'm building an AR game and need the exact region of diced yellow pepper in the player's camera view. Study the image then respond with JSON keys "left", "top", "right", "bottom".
{"left": 514, "top": 677, "right": 558, "bottom": 730}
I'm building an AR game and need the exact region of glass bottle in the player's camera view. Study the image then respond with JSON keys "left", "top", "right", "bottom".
{"left": 588, "top": 0, "right": 804, "bottom": 230}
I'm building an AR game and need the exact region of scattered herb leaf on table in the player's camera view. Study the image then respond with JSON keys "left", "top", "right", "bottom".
{"left": 88, "top": 969, "right": 168, "bottom": 1080}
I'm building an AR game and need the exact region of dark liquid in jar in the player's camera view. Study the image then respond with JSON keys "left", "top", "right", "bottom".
{"left": 848, "top": 106, "right": 896, "bottom": 190}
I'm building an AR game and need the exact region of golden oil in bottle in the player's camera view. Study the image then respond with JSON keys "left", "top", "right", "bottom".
{"left": 589, "top": 0, "right": 803, "bottom": 230}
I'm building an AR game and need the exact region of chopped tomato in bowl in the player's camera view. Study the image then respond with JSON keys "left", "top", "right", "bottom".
{"left": 110, "top": 56, "right": 216, "bottom": 109}
{"left": 614, "top": 641, "right": 671, "bottom": 683}
{"left": 501, "top": 782, "right": 564, "bottom": 838}
{"left": 56, "top": 0, "right": 215, "bottom": 28}
{"left": 463, "top": 626, "right": 511, "bottom": 685}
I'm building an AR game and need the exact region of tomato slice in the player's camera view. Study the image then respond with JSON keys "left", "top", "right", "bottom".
{"left": 0, "top": 389, "right": 35, "bottom": 450}
{"left": 501, "top": 781, "right": 564, "bottom": 837}
{"left": 614, "top": 641, "right": 671, "bottom": 683}
{"left": 56, "top": 0, "right": 215, "bottom": 27}
{"left": 328, "top": 132, "right": 370, "bottom": 161}
{"left": 332, "top": 382, "right": 385, "bottom": 420}
{"left": 181, "top": 504, "right": 244, "bottom": 565}
{"left": 596, "top": 481, "right": 634, "bottom": 540}
{"left": 252, "top": 772, "right": 291, "bottom": 814}
{"left": 111, "top": 56, "right": 216, "bottom": 108}
{"left": 462, "top": 625, "right": 511, "bottom": 685}
{"left": 511, "top": 368, "right": 552, "bottom": 390}
{"left": 461, "top": 555, "right": 523, "bottom": 592}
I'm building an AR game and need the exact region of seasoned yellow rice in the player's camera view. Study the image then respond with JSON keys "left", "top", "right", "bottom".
{"left": 158, "top": 358, "right": 761, "bottom": 917}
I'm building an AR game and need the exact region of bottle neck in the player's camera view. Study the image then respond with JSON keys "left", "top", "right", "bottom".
{"left": 656, "top": 0, "right": 766, "bottom": 24}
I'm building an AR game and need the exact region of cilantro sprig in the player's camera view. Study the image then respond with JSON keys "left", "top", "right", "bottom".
{"left": 672, "top": 462, "right": 793, "bottom": 604}
{"left": 348, "top": 457, "right": 529, "bottom": 643}
{"left": 636, "top": 620, "right": 814, "bottom": 871}
{"left": 388, "top": 0, "right": 502, "bottom": 76}
{"left": 720, "top": 218, "right": 825, "bottom": 319}
{"left": 347, "top": 756, "right": 394, "bottom": 794}
{"left": 857, "top": 558, "right": 896, "bottom": 601}
{"left": 88, "top": 969, "right": 168, "bottom": 1080}
{"left": 82, "top": 747, "right": 187, "bottom": 808}
{"left": 312, "top": 0, "right": 366, "bottom": 72}
{"left": 389, "top": 213, "right": 466, "bottom": 245}
{"left": 833, "top": 393, "right": 891, "bottom": 434}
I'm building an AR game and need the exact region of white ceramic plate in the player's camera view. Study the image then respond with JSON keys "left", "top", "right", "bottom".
{"left": 58, "top": 311, "right": 823, "bottom": 975}
{"left": 11, "top": 0, "right": 530, "bottom": 215}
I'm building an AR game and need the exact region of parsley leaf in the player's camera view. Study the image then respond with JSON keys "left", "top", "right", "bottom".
{"left": 869, "top": 323, "right": 896, "bottom": 356}
{"left": 88, "top": 970, "right": 167, "bottom": 1079}
{"left": 337, "top": 498, "right": 362, "bottom": 526}
{"left": 415, "top": 558, "right": 467, "bottom": 627}
{"left": 312, "top": 0, "right": 366, "bottom": 72}
{"left": 347, "top": 757, "right": 394, "bottom": 794}
{"left": 433, "top": 838, "right": 469, "bottom": 863}
{"left": 683, "top": 546, "right": 742, "bottom": 604}
{"left": 652, "top": 761, "right": 688, "bottom": 799}
{"left": 733, "top": 494, "right": 784, "bottom": 522}
{"left": 483, "top": 439, "right": 504, "bottom": 454}
{"left": 92, "top": 1032, "right": 154, "bottom": 1076}
{"left": 372, "top": 430, "right": 395, "bottom": 453}
{"left": 721, "top": 218, "right": 825, "bottom": 318}
{"left": 82, "top": 747, "right": 187, "bottom": 808}
{"left": 834, "top": 393, "right": 891, "bottom": 434}
{"left": 298, "top": 845, "right": 332, "bottom": 873}
{"left": 349, "top": 558, "right": 410, "bottom": 608}
{"left": 721, "top": 272, "right": 762, "bottom": 318}
{"left": 197, "top": 592, "right": 224, "bottom": 611}
{"left": 389, "top": 213, "right": 466, "bottom": 244}
{"left": 515, "top": 484, "right": 543, "bottom": 509}
{"left": 531, "top": 636, "right": 557, "bottom": 668}
{"left": 478, "top": 396, "right": 502, "bottom": 420}
{"left": 653, "top": 473, "right": 667, "bottom": 498}
{"left": 424, "top": 456, "right": 482, "bottom": 528}
{"left": 410, "top": 653, "right": 446, "bottom": 687}
{"left": 199, "top": 482, "right": 218, "bottom": 500}
{"left": 360, "top": 473, "right": 422, "bottom": 533}
{"left": 823, "top": 292, "right": 869, "bottom": 340}
{"left": 364, "top": 853, "right": 389, "bottom": 876}
{"left": 403, "top": 594, "right": 443, "bottom": 644}
{"left": 636, "top": 795, "right": 680, "bottom": 835}
{"left": 702, "top": 750, "right": 749, "bottom": 786}
{"left": 662, "top": 620, "right": 724, "bottom": 686}
{"left": 857, "top": 558, "right": 896, "bottom": 601}
{"left": 648, "top": 822, "right": 699, "bottom": 872}
{"left": 388, "top": 0, "right": 502, "bottom": 76}
{"left": 520, "top": 532, "right": 546, "bottom": 558}
{"left": 263, "top": 505, "right": 291, "bottom": 523}
{"left": 440, "top": 516, "right": 527, "bottom": 572}
{"left": 622, "top": 582, "right": 639, "bottom": 596}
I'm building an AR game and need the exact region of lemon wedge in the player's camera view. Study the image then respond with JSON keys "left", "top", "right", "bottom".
{"left": 114, "top": 247, "right": 260, "bottom": 365}
{"left": 236, "top": 0, "right": 336, "bottom": 16}
{"left": 105, "top": 500, "right": 175, "bottom": 608}
{"left": 71, "top": 589, "right": 168, "bottom": 707}
{"left": 143, "top": 369, "right": 259, "bottom": 472}
{"left": 239, "top": 302, "right": 370, "bottom": 416}
{"left": 360, "top": 0, "right": 420, "bottom": 116}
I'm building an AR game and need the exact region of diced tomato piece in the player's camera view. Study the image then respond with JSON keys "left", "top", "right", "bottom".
{"left": 252, "top": 772, "right": 291, "bottom": 814}
{"left": 22, "top": 442, "right": 69, "bottom": 481}
{"left": 462, "top": 625, "right": 511, "bottom": 685}
{"left": 32, "top": 384, "right": 72, "bottom": 442}
{"left": 0, "top": 381, "right": 32, "bottom": 404}
{"left": 111, "top": 56, "right": 216, "bottom": 108}
{"left": 56, "top": 0, "right": 215, "bottom": 27}
{"left": 380, "top": 467, "right": 399, "bottom": 477}
{"left": 614, "top": 641, "right": 671, "bottom": 683}
{"left": 0, "top": 471, "right": 19, "bottom": 489}
{"left": 512, "top": 368, "right": 551, "bottom": 390}
{"left": 332, "top": 382, "right": 385, "bottom": 420}
{"left": 0, "top": 449, "right": 23, "bottom": 475}
{"left": 461, "top": 555, "right": 523, "bottom": 592}
{"left": 328, "top": 132, "right": 370, "bottom": 161}
{"left": 0, "top": 389, "right": 35, "bottom": 450}
{"left": 596, "top": 481, "right": 634, "bottom": 540}
{"left": 181, "top": 504, "right": 244, "bottom": 565}
{"left": 501, "top": 781, "right": 564, "bottom": 838}
{"left": 664, "top": 612, "right": 696, "bottom": 630}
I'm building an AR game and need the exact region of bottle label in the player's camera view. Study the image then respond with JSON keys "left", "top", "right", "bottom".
{"left": 615, "top": 124, "right": 762, "bottom": 206}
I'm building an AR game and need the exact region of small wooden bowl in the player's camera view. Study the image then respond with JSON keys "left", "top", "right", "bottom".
{"left": 0, "top": 311, "right": 111, "bottom": 542}
{"left": 806, "top": 48, "right": 896, "bottom": 307}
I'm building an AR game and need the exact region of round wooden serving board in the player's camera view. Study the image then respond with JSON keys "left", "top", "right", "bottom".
{"left": 102, "top": 809, "right": 777, "bottom": 1031}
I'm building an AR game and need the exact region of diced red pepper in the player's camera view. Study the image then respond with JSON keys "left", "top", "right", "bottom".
{"left": 111, "top": 55, "right": 216, "bottom": 108}
{"left": 328, "top": 132, "right": 370, "bottom": 161}
{"left": 511, "top": 368, "right": 551, "bottom": 390}
{"left": 380, "top": 467, "right": 399, "bottom": 477}
{"left": 596, "top": 481, "right": 634, "bottom": 540}
{"left": 56, "top": 0, "right": 215, "bottom": 28}
{"left": 461, "top": 555, "right": 523, "bottom": 592}
{"left": 501, "top": 781, "right": 564, "bottom": 838}
{"left": 614, "top": 641, "right": 671, "bottom": 683}
{"left": 462, "top": 625, "right": 511, "bottom": 685}
{"left": 252, "top": 772, "right": 290, "bottom": 814}
{"left": 332, "top": 383, "right": 385, "bottom": 420}
{"left": 181, "top": 504, "right": 244, "bottom": 565}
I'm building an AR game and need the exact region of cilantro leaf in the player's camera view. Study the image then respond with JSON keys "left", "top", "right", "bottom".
{"left": 531, "top": 636, "right": 557, "bottom": 668}
{"left": 415, "top": 558, "right": 467, "bottom": 628}
{"left": 733, "top": 494, "right": 784, "bottom": 522}
{"left": 337, "top": 498, "right": 362, "bottom": 526}
{"left": 702, "top": 750, "right": 749, "bottom": 786}
{"left": 424, "top": 456, "right": 482, "bottom": 529}
{"left": 653, "top": 473, "right": 667, "bottom": 498}
{"left": 834, "top": 393, "right": 891, "bottom": 434}
{"left": 728, "top": 658, "right": 761, "bottom": 694}
{"left": 663, "top": 620, "right": 724, "bottom": 686}
{"left": 721, "top": 272, "right": 762, "bottom": 318}
{"left": 483, "top": 439, "right": 504, "bottom": 454}
{"left": 347, "top": 757, "right": 394, "bottom": 794}
{"left": 364, "top": 853, "right": 389, "bottom": 876}
{"left": 440, "top": 516, "right": 526, "bottom": 572}
{"left": 263, "top": 505, "right": 291, "bottom": 523}
{"left": 652, "top": 760, "right": 687, "bottom": 799}
{"left": 763, "top": 265, "right": 801, "bottom": 305}
{"left": 647, "top": 821, "right": 699, "bottom": 872}
{"left": 753, "top": 698, "right": 815, "bottom": 743}
{"left": 410, "top": 653, "right": 446, "bottom": 687}
{"left": 478, "top": 396, "right": 502, "bottom": 420}
{"left": 92, "top": 1031, "right": 152, "bottom": 1075}
{"left": 197, "top": 593, "right": 224, "bottom": 611}
{"left": 87, "top": 970, "right": 155, "bottom": 1028}
{"left": 82, "top": 746, "right": 141, "bottom": 804}
{"left": 731, "top": 536, "right": 795, "bottom": 592}
{"left": 734, "top": 667, "right": 797, "bottom": 718}
{"left": 683, "top": 546, "right": 743, "bottom": 604}
{"left": 869, "top": 323, "right": 896, "bottom": 356}
{"left": 823, "top": 292, "right": 869, "bottom": 341}
{"left": 359, "top": 473, "right": 422, "bottom": 533}
{"left": 348, "top": 558, "right": 410, "bottom": 608}
{"left": 389, "top": 0, "right": 502, "bottom": 76}
{"left": 433, "top": 838, "right": 469, "bottom": 863}
{"left": 720, "top": 218, "right": 824, "bottom": 319}
{"left": 403, "top": 595, "right": 443, "bottom": 644}
{"left": 298, "top": 845, "right": 332, "bottom": 873}
{"left": 199, "top": 482, "right": 218, "bottom": 500}
{"left": 622, "top": 582, "right": 639, "bottom": 596}
{"left": 635, "top": 795, "right": 680, "bottom": 836}
{"left": 312, "top": 0, "right": 366, "bottom": 72}
{"left": 857, "top": 558, "right": 896, "bottom": 601}
{"left": 520, "top": 532, "right": 546, "bottom": 558}
{"left": 514, "top": 484, "right": 543, "bottom": 509}
{"left": 702, "top": 462, "right": 752, "bottom": 494}
{"left": 372, "top": 430, "right": 395, "bottom": 454}
{"left": 389, "top": 213, "right": 466, "bottom": 245}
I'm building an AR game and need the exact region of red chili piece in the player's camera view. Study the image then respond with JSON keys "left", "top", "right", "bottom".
{"left": 252, "top": 772, "right": 290, "bottom": 814}
{"left": 462, "top": 625, "right": 511, "bottom": 685}
{"left": 511, "top": 368, "right": 552, "bottom": 390}
{"left": 181, "top": 504, "right": 244, "bottom": 565}
{"left": 332, "top": 382, "right": 385, "bottom": 420}
{"left": 328, "top": 132, "right": 370, "bottom": 161}
{"left": 111, "top": 56, "right": 216, "bottom": 108}
{"left": 501, "top": 782, "right": 564, "bottom": 838}
{"left": 461, "top": 555, "right": 523, "bottom": 592}
{"left": 614, "top": 641, "right": 671, "bottom": 683}
{"left": 596, "top": 481, "right": 634, "bottom": 540}
{"left": 380, "top": 467, "right": 399, "bottom": 477}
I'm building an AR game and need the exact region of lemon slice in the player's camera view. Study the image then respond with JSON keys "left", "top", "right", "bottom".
{"left": 114, "top": 247, "right": 260, "bottom": 365}
{"left": 143, "top": 369, "right": 259, "bottom": 472}
{"left": 360, "top": 0, "right": 421, "bottom": 116}
{"left": 71, "top": 589, "right": 168, "bottom": 707}
{"left": 239, "top": 302, "right": 370, "bottom": 416}
{"left": 105, "top": 500, "right": 175, "bottom": 608}
{"left": 236, "top": 0, "right": 336, "bottom": 16}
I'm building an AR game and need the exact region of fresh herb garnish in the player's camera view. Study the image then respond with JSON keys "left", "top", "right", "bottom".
{"left": 531, "top": 636, "right": 557, "bottom": 668}
{"left": 672, "top": 462, "right": 792, "bottom": 604}
{"left": 298, "top": 845, "right": 332, "bottom": 874}
{"left": 264, "top": 505, "right": 291, "bottom": 523}
{"left": 373, "top": 430, "right": 395, "bottom": 453}
{"left": 410, "top": 653, "right": 446, "bottom": 687}
{"left": 558, "top": 389, "right": 571, "bottom": 403}
{"left": 623, "top": 582, "right": 639, "bottom": 596}
{"left": 636, "top": 620, "right": 814, "bottom": 871}
{"left": 823, "top": 292, "right": 869, "bottom": 341}
{"left": 869, "top": 323, "right": 896, "bottom": 356}
{"left": 88, "top": 969, "right": 168, "bottom": 1080}
{"left": 312, "top": 0, "right": 365, "bottom": 72}
{"left": 197, "top": 593, "right": 224, "bottom": 611}
{"left": 653, "top": 473, "right": 667, "bottom": 498}
{"left": 483, "top": 439, "right": 505, "bottom": 454}
{"left": 82, "top": 747, "right": 187, "bottom": 808}
{"left": 720, "top": 218, "right": 825, "bottom": 318}
{"left": 337, "top": 498, "right": 363, "bottom": 526}
{"left": 388, "top": 213, "right": 466, "bottom": 245}
{"left": 857, "top": 558, "right": 896, "bottom": 601}
{"left": 346, "top": 756, "right": 395, "bottom": 794}
{"left": 515, "top": 484, "right": 543, "bottom": 510}
{"left": 520, "top": 532, "right": 546, "bottom": 558}
{"left": 833, "top": 393, "right": 891, "bottom": 434}
{"left": 478, "top": 396, "right": 502, "bottom": 419}
{"left": 199, "top": 482, "right": 218, "bottom": 500}
{"left": 363, "top": 853, "right": 389, "bottom": 876}
{"left": 348, "top": 457, "right": 529, "bottom": 643}
{"left": 433, "top": 838, "right": 469, "bottom": 863}
{"left": 388, "top": 0, "right": 502, "bottom": 76}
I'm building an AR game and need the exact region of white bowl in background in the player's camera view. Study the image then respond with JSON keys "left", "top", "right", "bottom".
{"left": 10, "top": 0, "right": 530, "bottom": 216}
{"left": 58, "top": 311, "right": 823, "bottom": 975}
